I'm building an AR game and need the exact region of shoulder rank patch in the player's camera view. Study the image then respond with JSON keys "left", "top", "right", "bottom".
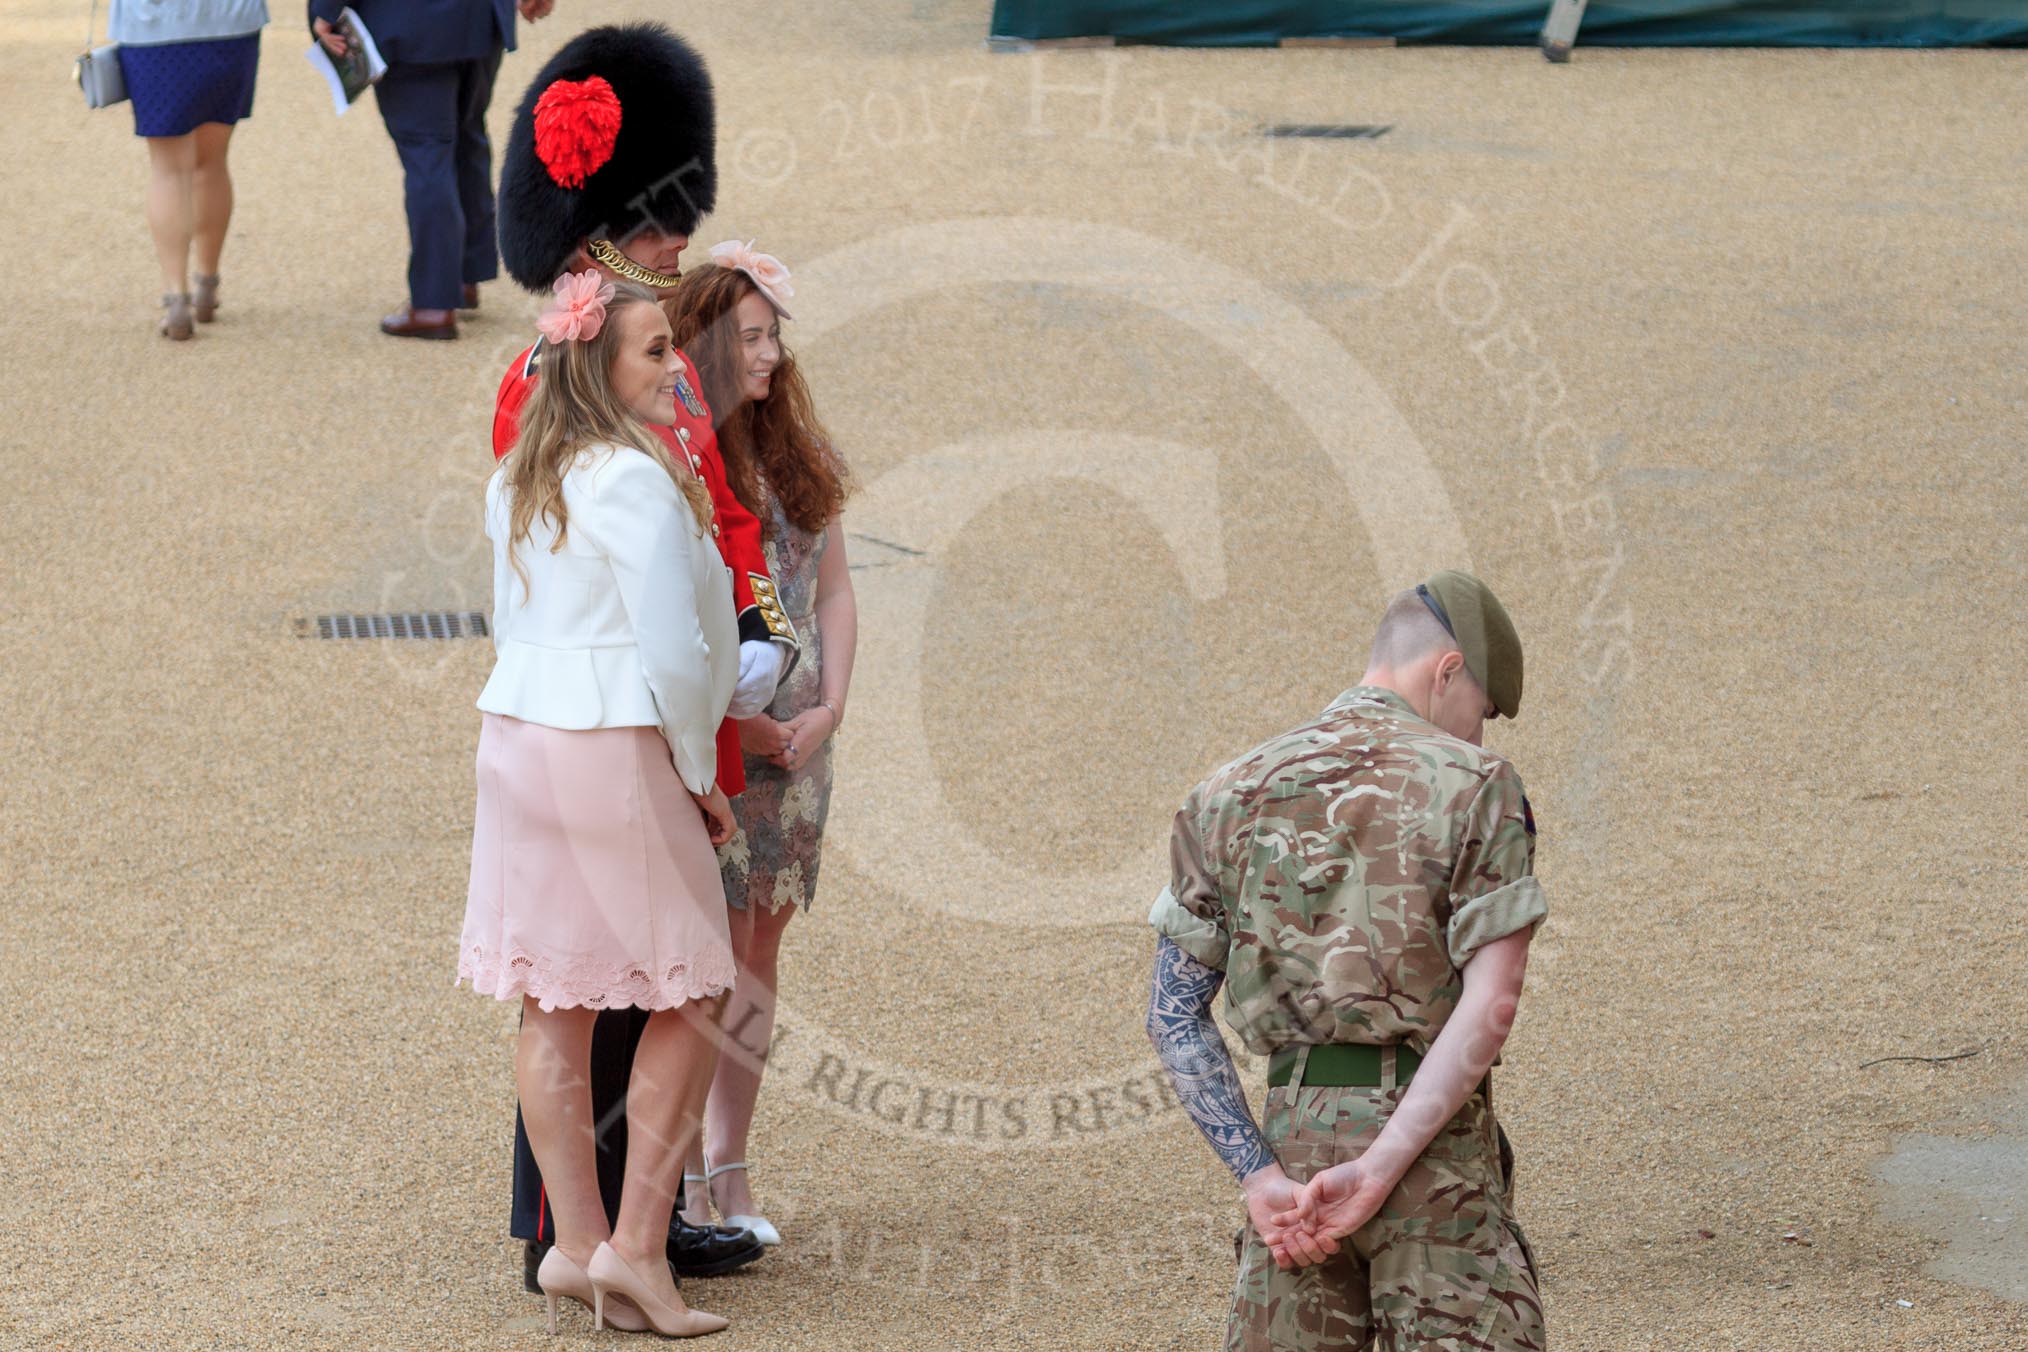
{"left": 673, "top": 370, "right": 707, "bottom": 418}
{"left": 1521, "top": 794, "right": 1536, "bottom": 837}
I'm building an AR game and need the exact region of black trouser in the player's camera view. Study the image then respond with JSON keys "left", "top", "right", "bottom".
{"left": 511, "top": 1007, "right": 685, "bottom": 1241}
{"left": 371, "top": 48, "right": 503, "bottom": 311}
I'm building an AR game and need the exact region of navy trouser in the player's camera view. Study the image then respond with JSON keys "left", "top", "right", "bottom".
{"left": 371, "top": 49, "right": 502, "bottom": 311}
{"left": 511, "top": 1007, "right": 687, "bottom": 1240}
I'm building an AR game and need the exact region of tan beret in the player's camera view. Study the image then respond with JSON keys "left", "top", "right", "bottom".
{"left": 1416, "top": 570, "right": 1524, "bottom": 719}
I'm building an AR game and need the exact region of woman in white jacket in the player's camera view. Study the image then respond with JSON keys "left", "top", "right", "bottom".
{"left": 458, "top": 273, "right": 736, "bottom": 1338}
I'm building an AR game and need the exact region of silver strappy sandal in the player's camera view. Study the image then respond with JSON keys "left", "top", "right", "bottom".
{"left": 192, "top": 273, "right": 221, "bottom": 323}
{"left": 159, "top": 292, "right": 193, "bottom": 340}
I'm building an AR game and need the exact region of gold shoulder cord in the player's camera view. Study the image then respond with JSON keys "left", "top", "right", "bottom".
{"left": 587, "top": 238, "right": 682, "bottom": 289}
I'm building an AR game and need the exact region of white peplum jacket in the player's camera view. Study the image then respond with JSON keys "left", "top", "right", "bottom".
{"left": 478, "top": 444, "right": 738, "bottom": 795}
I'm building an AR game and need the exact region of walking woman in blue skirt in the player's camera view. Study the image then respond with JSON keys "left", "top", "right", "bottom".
{"left": 108, "top": 1, "right": 268, "bottom": 339}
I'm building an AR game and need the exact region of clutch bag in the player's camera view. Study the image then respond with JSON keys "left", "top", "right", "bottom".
{"left": 76, "top": 43, "right": 128, "bottom": 109}
{"left": 76, "top": 0, "right": 126, "bottom": 110}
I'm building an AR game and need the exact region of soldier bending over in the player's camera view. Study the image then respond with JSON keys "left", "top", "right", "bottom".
{"left": 1147, "top": 571, "right": 1547, "bottom": 1351}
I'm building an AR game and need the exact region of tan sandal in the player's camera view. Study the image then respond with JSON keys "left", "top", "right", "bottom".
{"left": 159, "top": 292, "right": 193, "bottom": 341}
{"left": 192, "top": 273, "right": 221, "bottom": 323}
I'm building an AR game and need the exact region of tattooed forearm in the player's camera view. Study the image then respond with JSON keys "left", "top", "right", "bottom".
{"left": 1146, "top": 937, "right": 1274, "bottom": 1182}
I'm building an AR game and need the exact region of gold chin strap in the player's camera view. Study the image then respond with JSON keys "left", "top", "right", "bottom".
{"left": 587, "top": 238, "right": 681, "bottom": 289}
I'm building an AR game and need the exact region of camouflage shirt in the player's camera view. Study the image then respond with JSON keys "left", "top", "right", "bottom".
{"left": 1149, "top": 686, "right": 1546, "bottom": 1056}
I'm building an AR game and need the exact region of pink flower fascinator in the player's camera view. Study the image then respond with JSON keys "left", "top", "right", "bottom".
{"left": 537, "top": 269, "right": 616, "bottom": 344}
{"left": 708, "top": 239, "right": 795, "bottom": 318}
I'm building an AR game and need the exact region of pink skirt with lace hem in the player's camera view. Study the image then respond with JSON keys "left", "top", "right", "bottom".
{"left": 458, "top": 714, "right": 735, "bottom": 1013}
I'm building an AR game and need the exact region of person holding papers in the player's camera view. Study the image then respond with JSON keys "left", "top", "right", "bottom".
{"left": 310, "top": 0, "right": 555, "bottom": 339}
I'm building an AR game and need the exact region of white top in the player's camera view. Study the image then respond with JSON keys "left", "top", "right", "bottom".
{"left": 479, "top": 445, "right": 739, "bottom": 796}
{"left": 107, "top": 1, "right": 270, "bottom": 45}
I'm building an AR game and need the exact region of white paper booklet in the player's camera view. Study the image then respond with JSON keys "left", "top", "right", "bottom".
{"left": 304, "top": 7, "right": 388, "bottom": 116}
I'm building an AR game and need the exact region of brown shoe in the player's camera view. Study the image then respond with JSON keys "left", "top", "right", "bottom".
{"left": 380, "top": 304, "right": 458, "bottom": 340}
{"left": 461, "top": 284, "right": 481, "bottom": 311}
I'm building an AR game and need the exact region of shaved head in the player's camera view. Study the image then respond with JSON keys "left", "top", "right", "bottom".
{"left": 1370, "top": 588, "right": 1459, "bottom": 669}
{"left": 1361, "top": 588, "right": 1496, "bottom": 745}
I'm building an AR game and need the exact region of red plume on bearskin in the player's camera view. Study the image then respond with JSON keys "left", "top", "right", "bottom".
{"left": 499, "top": 22, "right": 717, "bottom": 290}
{"left": 533, "top": 76, "right": 622, "bottom": 190}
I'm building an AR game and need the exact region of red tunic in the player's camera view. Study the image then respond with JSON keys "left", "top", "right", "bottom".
{"left": 494, "top": 340, "right": 797, "bottom": 798}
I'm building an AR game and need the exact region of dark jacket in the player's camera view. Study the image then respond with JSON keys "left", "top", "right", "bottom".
{"left": 308, "top": 0, "right": 514, "bottom": 66}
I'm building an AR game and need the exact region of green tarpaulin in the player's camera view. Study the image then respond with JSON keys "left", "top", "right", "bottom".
{"left": 989, "top": 1, "right": 2028, "bottom": 46}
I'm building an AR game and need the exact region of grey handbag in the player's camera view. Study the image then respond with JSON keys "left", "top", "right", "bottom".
{"left": 74, "top": 0, "right": 127, "bottom": 109}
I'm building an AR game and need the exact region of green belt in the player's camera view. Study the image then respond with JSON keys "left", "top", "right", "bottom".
{"left": 1267, "top": 1043, "right": 1422, "bottom": 1089}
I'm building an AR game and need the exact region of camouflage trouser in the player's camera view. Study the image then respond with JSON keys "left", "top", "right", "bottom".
{"left": 1225, "top": 1084, "right": 1545, "bottom": 1352}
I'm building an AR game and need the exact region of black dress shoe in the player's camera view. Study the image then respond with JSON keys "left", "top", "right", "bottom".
{"left": 668, "top": 1216, "right": 765, "bottom": 1278}
{"left": 523, "top": 1239, "right": 545, "bottom": 1294}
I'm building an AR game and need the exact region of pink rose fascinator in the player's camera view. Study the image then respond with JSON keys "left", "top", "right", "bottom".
{"left": 708, "top": 239, "right": 795, "bottom": 318}
{"left": 538, "top": 269, "right": 616, "bottom": 344}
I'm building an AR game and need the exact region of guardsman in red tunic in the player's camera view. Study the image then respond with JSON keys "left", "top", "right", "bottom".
{"left": 490, "top": 20, "right": 787, "bottom": 1291}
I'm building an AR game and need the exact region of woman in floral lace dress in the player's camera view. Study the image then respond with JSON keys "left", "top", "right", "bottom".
{"left": 667, "top": 243, "right": 856, "bottom": 1246}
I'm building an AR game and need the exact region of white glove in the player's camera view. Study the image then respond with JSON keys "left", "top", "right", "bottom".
{"left": 727, "top": 640, "right": 782, "bottom": 719}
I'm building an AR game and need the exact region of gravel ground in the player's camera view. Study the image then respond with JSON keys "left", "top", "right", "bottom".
{"left": 3, "top": 1, "right": 2025, "bottom": 1347}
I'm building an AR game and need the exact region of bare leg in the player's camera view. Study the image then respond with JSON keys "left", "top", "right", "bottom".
{"left": 609, "top": 998, "right": 724, "bottom": 1309}
{"left": 515, "top": 1000, "right": 609, "bottom": 1265}
{"left": 190, "top": 122, "right": 235, "bottom": 278}
{"left": 702, "top": 901, "right": 795, "bottom": 1219}
{"left": 679, "top": 907, "right": 752, "bottom": 1226}
{"left": 143, "top": 134, "right": 197, "bottom": 295}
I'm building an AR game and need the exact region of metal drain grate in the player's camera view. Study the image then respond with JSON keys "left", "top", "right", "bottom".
{"left": 296, "top": 611, "right": 491, "bottom": 640}
{"left": 1261, "top": 124, "right": 1392, "bottom": 140}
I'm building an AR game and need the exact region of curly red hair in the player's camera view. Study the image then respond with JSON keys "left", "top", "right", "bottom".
{"left": 665, "top": 264, "right": 849, "bottom": 535}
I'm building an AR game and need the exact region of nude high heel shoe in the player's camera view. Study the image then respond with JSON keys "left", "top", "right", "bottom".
{"left": 587, "top": 1242, "right": 729, "bottom": 1338}
{"left": 535, "top": 1246, "right": 647, "bottom": 1335}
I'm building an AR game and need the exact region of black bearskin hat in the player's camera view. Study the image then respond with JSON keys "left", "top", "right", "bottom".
{"left": 498, "top": 22, "right": 717, "bottom": 290}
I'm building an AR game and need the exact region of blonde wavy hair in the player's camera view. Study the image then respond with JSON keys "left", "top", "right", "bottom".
{"left": 501, "top": 278, "right": 715, "bottom": 595}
